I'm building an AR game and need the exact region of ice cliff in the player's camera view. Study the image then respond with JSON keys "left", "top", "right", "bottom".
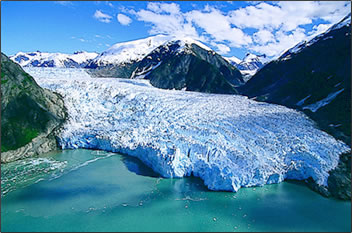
{"left": 25, "top": 67, "right": 350, "bottom": 192}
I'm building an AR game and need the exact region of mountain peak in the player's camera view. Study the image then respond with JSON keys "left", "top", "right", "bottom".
{"left": 328, "top": 12, "right": 351, "bottom": 32}
{"left": 10, "top": 51, "right": 98, "bottom": 68}
{"left": 94, "top": 34, "right": 173, "bottom": 65}
{"left": 224, "top": 53, "right": 266, "bottom": 81}
{"left": 280, "top": 13, "right": 351, "bottom": 60}
{"left": 243, "top": 53, "right": 266, "bottom": 62}
{"left": 170, "top": 37, "right": 212, "bottom": 51}
{"left": 92, "top": 34, "right": 213, "bottom": 66}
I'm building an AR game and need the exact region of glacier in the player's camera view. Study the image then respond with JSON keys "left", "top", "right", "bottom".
{"left": 24, "top": 67, "right": 350, "bottom": 192}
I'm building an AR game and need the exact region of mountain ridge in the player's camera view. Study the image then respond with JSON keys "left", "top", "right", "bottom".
{"left": 224, "top": 53, "right": 267, "bottom": 82}
{"left": 10, "top": 51, "right": 98, "bottom": 68}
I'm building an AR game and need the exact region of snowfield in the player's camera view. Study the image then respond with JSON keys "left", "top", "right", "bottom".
{"left": 25, "top": 67, "right": 350, "bottom": 192}
{"left": 11, "top": 51, "right": 98, "bottom": 68}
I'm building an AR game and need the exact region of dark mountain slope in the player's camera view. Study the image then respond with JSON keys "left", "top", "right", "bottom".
{"left": 240, "top": 14, "right": 351, "bottom": 200}
{"left": 240, "top": 14, "right": 351, "bottom": 145}
{"left": 131, "top": 40, "right": 244, "bottom": 94}
{"left": 1, "top": 53, "right": 67, "bottom": 162}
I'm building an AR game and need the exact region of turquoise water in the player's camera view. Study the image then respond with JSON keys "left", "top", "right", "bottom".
{"left": 1, "top": 149, "right": 351, "bottom": 232}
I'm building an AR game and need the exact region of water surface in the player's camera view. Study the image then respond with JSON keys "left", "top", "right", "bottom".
{"left": 1, "top": 149, "right": 350, "bottom": 232}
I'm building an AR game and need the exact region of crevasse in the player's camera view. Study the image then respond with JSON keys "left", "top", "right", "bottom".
{"left": 25, "top": 67, "right": 350, "bottom": 192}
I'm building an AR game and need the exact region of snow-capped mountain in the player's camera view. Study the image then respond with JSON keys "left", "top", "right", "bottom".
{"left": 127, "top": 38, "right": 243, "bottom": 93}
{"left": 224, "top": 53, "right": 267, "bottom": 81}
{"left": 88, "top": 35, "right": 244, "bottom": 93}
{"left": 86, "top": 35, "right": 174, "bottom": 78}
{"left": 88, "top": 35, "right": 173, "bottom": 67}
{"left": 25, "top": 67, "right": 350, "bottom": 193}
{"left": 279, "top": 13, "right": 351, "bottom": 61}
{"left": 240, "top": 14, "right": 352, "bottom": 199}
{"left": 223, "top": 56, "right": 241, "bottom": 65}
{"left": 10, "top": 51, "right": 98, "bottom": 68}
{"left": 241, "top": 13, "right": 351, "bottom": 149}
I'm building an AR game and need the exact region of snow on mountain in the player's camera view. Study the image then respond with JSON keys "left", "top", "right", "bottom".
{"left": 224, "top": 53, "right": 267, "bottom": 81}
{"left": 10, "top": 51, "right": 98, "bottom": 68}
{"left": 172, "top": 37, "right": 212, "bottom": 52}
{"left": 90, "top": 35, "right": 173, "bottom": 66}
{"left": 224, "top": 56, "right": 241, "bottom": 65}
{"left": 127, "top": 37, "right": 243, "bottom": 92}
{"left": 25, "top": 67, "right": 350, "bottom": 192}
{"left": 90, "top": 35, "right": 213, "bottom": 67}
{"left": 279, "top": 13, "right": 351, "bottom": 61}
{"left": 302, "top": 88, "right": 345, "bottom": 113}
{"left": 241, "top": 53, "right": 267, "bottom": 71}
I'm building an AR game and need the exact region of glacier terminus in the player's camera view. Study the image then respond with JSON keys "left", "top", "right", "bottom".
{"left": 25, "top": 67, "right": 350, "bottom": 192}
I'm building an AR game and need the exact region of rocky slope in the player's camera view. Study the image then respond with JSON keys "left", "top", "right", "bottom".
{"left": 130, "top": 38, "right": 243, "bottom": 94}
{"left": 87, "top": 36, "right": 243, "bottom": 94}
{"left": 10, "top": 51, "right": 98, "bottom": 68}
{"left": 1, "top": 53, "right": 67, "bottom": 163}
{"left": 240, "top": 14, "right": 351, "bottom": 199}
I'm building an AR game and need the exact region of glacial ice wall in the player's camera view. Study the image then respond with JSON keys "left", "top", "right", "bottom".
{"left": 25, "top": 67, "right": 350, "bottom": 192}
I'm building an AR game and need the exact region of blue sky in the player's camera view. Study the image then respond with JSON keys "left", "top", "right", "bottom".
{"left": 1, "top": 1, "right": 350, "bottom": 59}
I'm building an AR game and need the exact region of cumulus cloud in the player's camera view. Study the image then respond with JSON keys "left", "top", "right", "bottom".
{"left": 134, "top": 2, "right": 200, "bottom": 39}
{"left": 117, "top": 13, "right": 132, "bottom": 25}
{"left": 250, "top": 27, "right": 307, "bottom": 57}
{"left": 228, "top": 1, "right": 350, "bottom": 32}
{"left": 253, "top": 30, "right": 275, "bottom": 44}
{"left": 307, "top": 23, "right": 333, "bottom": 39}
{"left": 123, "top": 1, "right": 351, "bottom": 57}
{"left": 211, "top": 43, "right": 231, "bottom": 55}
{"left": 147, "top": 2, "right": 180, "bottom": 14}
{"left": 93, "top": 10, "right": 112, "bottom": 23}
{"left": 186, "top": 8, "right": 252, "bottom": 47}
{"left": 228, "top": 1, "right": 350, "bottom": 56}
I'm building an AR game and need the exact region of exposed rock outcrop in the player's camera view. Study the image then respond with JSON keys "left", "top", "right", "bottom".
{"left": 1, "top": 53, "right": 67, "bottom": 163}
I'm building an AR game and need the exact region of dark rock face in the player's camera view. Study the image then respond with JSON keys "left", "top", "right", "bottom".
{"left": 1, "top": 53, "right": 67, "bottom": 162}
{"left": 240, "top": 14, "right": 351, "bottom": 200}
{"left": 131, "top": 41, "right": 243, "bottom": 94}
{"left": 86, "top": 62, "right": 139, "bottom": 79}
{"left": 327, "top": 153, "right": 351, "bottom": 200}
{"left": 235, "top": 54, "right": 265, "bottom": 72}
{"left": 241, "top": 17, "right": 351, "bottom": 145}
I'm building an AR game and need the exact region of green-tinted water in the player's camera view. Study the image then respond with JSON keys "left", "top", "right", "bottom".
{"left": 1, "top": 149, "right": 351, "bottom": 232}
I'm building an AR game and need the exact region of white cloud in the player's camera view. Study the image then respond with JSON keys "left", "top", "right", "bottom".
{"left": 117, "top": 13, "right": 132, "bottom": 26}
{"left": 211, "top": 43, "right": 231, "bottom": 54}
{"left": 134, "top": 2, "right": 200, "bottom": 39}
{"left": 147, "top": 2, "right": 180, "bottom": 14}
{"left": 253, "top": 30, "right": 275, "bottom": 45}
{"left": 228, "top": 1, "right": 351, "bottom": 56}
{"left": 93, "top": 10, "right": 112, "bottom": 23}
{"left": 186, "top": 8, "right": 252, "bottom": 47}
{"left": 126, "top": 1, "right": 351, "bottom": 58}
{"left": 228, "top": 1, "right": 350, "bottom": 32}
{"left": 307, "top": 23, "right": 332, "bottom": 39}
{"left": 106, "top": 2, "right": 114, "bottom": 8}
{"left": 250, "top": 27, "right": 307, "bottom": 57}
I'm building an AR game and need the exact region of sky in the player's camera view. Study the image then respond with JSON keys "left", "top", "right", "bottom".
{"left": 1, "top": 1, "right": 351, "bottom": 59}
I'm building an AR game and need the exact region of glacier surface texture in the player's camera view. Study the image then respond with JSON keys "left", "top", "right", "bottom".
{"left": 25, "top": 67, "right": 350, "bottom": 192}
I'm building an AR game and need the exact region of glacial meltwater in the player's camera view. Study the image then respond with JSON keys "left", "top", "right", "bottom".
{"left": 1, "top": 149, "right": 350, "bottom": 232}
